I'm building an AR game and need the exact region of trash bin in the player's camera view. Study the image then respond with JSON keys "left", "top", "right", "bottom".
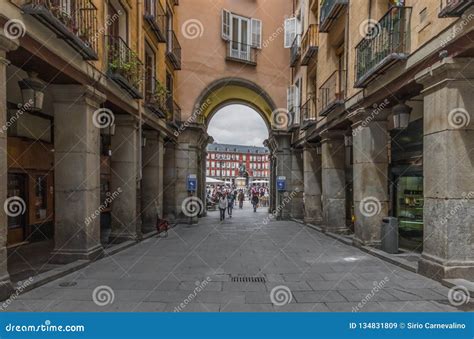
{"left": 381, "top": 217, "right": 399, "bottom": 254}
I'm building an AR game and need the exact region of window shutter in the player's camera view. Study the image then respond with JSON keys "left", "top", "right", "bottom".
{"left": 222, "top": 9, "right": 231, "bottom": 41}
{"left": 284, "top": 17, "right": 297, "bottom": 48}
{"left": 287, "top": 86, "right": 295, "bottom": 112}
{"left": 251, "top": 18, "right": 262, "bottom": 49}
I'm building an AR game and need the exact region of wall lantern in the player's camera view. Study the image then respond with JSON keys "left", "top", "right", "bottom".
{"left": 392, "top": 102, "right": 412, "bottom": 130}
{"left": 18, "top": 72, "right": 45, "bottom": 111}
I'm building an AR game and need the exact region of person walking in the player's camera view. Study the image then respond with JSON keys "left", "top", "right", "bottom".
{"left": 218, "top": 194, "right": 227, "bottom": 221}
{"left": 227, "top": 192, "right": 235, "bottom": 218}
{"left": 251, "top": 194, "right": 259, "bottom": 213}
{"left": 238, "top": 190, "right": 244, "bottom": 209}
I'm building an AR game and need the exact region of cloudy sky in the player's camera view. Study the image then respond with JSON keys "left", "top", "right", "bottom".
{"left": 207, "top": 105, "right": 268, "bottom": 146}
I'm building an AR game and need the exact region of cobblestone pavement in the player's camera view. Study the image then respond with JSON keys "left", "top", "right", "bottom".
{"left": 4, "top": 203, "right": 470, "bottom": 312}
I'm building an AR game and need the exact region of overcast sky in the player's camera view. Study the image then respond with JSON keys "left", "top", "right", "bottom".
{"left": 207, "top": 105, "right": 268, "bottom": 146}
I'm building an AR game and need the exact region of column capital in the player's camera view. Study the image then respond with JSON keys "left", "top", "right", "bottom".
{"left": 51, "top": 85, "right": 107, "bottom": 107}
{"left": 320, "top": 129, "right": 345, "bottom": 144}
{"left": 348, "top": 107, "right": 390, "bottom": 128}
{"left": 0, "top": 32, "right": 20, "bottom": 54}
{"left": 416, "top": 57, "right": 474, "bottom": 94}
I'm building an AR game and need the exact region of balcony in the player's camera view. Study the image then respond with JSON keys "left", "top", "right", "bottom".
{"left": 319, "top": 70, "right": 346, "bottom": 116}
{"left": 166, "top": 97, "right": 181, "bottom": 128}
{"left": 319, "top": 0, "right": 348, "bottom": 33}
{"left": 354, "top": 6, "right": 412, "bottom": 88}
{"left": 144, "top": 0, "right": 167, "bottom": 43}
{"left": 166, "top": 30, "right": 182, "bottom": 70}
{"left": 144, "top": 76, "right": 167, "bottom": 118}
{"left": 439, "top": 0, "right": 473, "bottom": 17}
{"left": 300, "top": 97, "right": 317, "bottom": 129}
{"left": 226, "top": 41, "right": 257, "bottom": 66}
{"left": 301, "top": 24, "right": 319, "bottom": 66}
{"left": 290, "top": 34, "right": 301, "bottom": 67}
{"left": 106, "top": 36, "right": 144, "bottom": 99}
{"left": 22, "top": 0, "right": 98, "bottom": 60}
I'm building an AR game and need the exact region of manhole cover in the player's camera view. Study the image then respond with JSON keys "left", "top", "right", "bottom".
{"left": 231, "top": 276, "right": 266, "bottom": 283}
{"left": 59, "top": 282, "right": 77, "bottom": 287}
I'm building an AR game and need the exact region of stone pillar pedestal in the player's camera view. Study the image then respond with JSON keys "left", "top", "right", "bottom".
{"left": 0, "top": 33, "right": 19, "bottom": 299}
{"left": 415, "top": 58, "right": 474, "bottom": 280}
{"left": 352, "top": 116, "right": 389, "bottom": 247}
{"left": 51, "top": 85, "right": 106, "bottom": 263}
{"left": 141, "top": 130, "right": 161, "bottom": 233}
{"left": 303, "top": 145, "right": 323, "bottom": 225}
{"left": 110, "top": 115, "right": 141, "bottom": 241}
{"left": 321, "top": 131, "right": 348, "bottom": 234}
{"left": 163, "top": 141, "right": 177, "bottom": 222}
{"left": 290, "top": 149, "right": 304, "bottom": 219}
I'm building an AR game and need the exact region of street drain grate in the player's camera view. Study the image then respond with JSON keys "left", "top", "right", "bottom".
{"left": 231, "top": 276, "right": 266, "bottom": 283}
{"left": 59, "top": 282, "right": 77, "bottom": 287}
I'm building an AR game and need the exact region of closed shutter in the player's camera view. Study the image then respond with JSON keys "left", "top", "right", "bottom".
{"left": 284, "top": 17, "right": 297, "bottom": 48}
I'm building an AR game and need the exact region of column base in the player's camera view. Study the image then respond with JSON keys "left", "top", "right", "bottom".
{"left": 110, "top": 232, "right": 142, "bottom": 244}
{"left": 325, "top": 226, "right": 352, "bottom": 235}
{"left": 0, "top": 275, "right": 13, "bottom": 301}
{"left": 418, "top": 253, "right": 474, "bottom": 281}
{"left": 353, "top": 237, "right": 381, "bottom": 248}
{"left": 304, "top": 217, "right": 323, "bottom": 225}
{"left": 50, "top": 244, "right": 104, "bottom": 264}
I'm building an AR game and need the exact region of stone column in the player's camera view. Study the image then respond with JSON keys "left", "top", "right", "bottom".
{"left": 352, "top": 115, "right": 389, "bottom": 247}
{"left": 110, "top": 115, "right": 140, "bottom": 241}
{"left": 162, "top": 141, "right": 177, "bottom": 221}
{"left": 303, "top": 144, "right": 323, "bottom": 225}
{"left": 0, "top": 33, "right": 18, "bottom": 299}
{"left": 51, "top": 85, "right": 106, "bottom": 263}
{"left": 272, "top": 132, "right": 293, "bottom": 219}
{"left": 321, "top": 131, "right": 348, "bottom": 233}
{"left": 157, "top": 134, "right": 164, "bottom": 218}
{"left": 415, "top": 58, "right": 474, "bottom": 280}
{"left": 290, "top": 148, "right": 304, "bottom": 219}
{"left": 141, "top": 130, "right": 160, "bottom": 233}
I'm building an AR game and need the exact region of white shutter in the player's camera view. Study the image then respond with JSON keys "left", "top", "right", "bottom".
{"left": 251, "top": 18, "right": 262, "bottom": 49}
{"left": 284, "top": 17, "right": 297, "bottom": 48}
{"left": 222, "top": 9, "right": 231, "bottom": 41}
{"left": 287, "top": 86, "right": 295, "bottom": 112}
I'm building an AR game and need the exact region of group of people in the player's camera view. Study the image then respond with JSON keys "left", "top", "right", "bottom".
{"left": 206, "top": 184, "right": 270, "bottom": 221}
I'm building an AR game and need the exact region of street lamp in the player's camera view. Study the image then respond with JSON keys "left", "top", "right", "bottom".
{"left": 18, "top": 72, "right": 45, "bottom": 111}
{"left": 392, "top": 102, "right": 412, "bottom": 130}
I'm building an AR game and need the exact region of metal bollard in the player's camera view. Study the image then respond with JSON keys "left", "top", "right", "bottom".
{"left": 381, "top": 217, "right": 399, "bottom": 254}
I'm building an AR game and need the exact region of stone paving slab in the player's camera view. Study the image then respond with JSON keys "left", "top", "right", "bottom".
{"left": 2, "top": 205, "right": 471, "bottom": 312}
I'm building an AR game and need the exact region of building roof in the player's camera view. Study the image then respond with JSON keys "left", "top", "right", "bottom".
{"left": 207, "top": 143, "right": 269, "bottom": 154}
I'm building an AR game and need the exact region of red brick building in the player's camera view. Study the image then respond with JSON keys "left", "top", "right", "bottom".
{"left": 206, "top": 143, "right": 270, "bottom": 184}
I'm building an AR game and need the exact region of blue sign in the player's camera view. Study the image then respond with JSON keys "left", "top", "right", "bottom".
{"left": 277, "top": 176, "right": 286, "bottom": 191}
{"left": 187, "top": 174, "right": 197, "bottom": 192}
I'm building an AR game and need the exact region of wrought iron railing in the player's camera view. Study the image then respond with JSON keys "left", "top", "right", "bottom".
{"left": 23, "top": 0, "right": 98, "bottom": 59}
{"left": 290, "top": 34, "right": 301, "bottom": 67}
{"left": 166, "top": 30, "right": 182, "bottom": 70}
{"left": 106, "top": 35, "right": 144, "bottom": 99}
{"left": 354, "top": 6, "right": 411, "bottom": 87}
{"left": 300, "top": 96, "right": 317, "bottom": 128}
{"left": 144, "top": 0, "right": 167, "bottom": 42}
{"left": 319, "top": 70, "right": 346, "bottom": 116}
{"left": 166, "top": 97, "right": 181, "bottom": 124}
{"left": 439, "top": 0, "right": 473, "bottom": 17}
{"left": 319, "top": 0, "right": 349, "bottom": 32}
{"left": 226, "top": 41, "right": 257, "bottom": 65}
{"left": 144, "top": 75, "right": 167, "bottom": 118}
{"left": 301, "top": 24, "right": 319, "bottom": 65}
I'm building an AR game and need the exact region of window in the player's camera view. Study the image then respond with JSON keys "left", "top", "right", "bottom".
{"left": 284, "top": 17, "right": 297, "bottom": 48}
{"left": 222, "top": 9, "right": 262, "bottom": 48}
